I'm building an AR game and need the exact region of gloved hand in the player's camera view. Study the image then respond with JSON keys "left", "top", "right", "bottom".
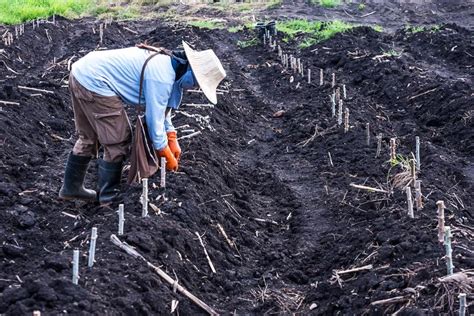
{"left": 167, "top": 131, "right": 181, "bottom": 161}
{"left": 156, "top": 146, "right": 178, "bottom": 171}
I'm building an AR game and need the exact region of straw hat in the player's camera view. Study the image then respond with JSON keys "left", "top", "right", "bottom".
{"left": 182, "top": 41, "right": 226, "bottom": 105}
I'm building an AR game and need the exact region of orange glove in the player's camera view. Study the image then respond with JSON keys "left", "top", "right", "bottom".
{"left": 157, "top": 146, "right": 178, "bottom": 171}
{"left": 167, "top": 131, "right": 181, "bottom": 161}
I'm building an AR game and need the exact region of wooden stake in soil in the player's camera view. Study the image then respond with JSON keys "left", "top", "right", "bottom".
{"left": 195, "top": 232, "right": 216, "bottom": 274}
{"left": 331, "top": 73, "right": 336, "bottom": 88}
{"left": 390, "top": 138, "right": 397, "bottom": 161}
{"left": 437, "top": 200, "right": 445, "bottom": 243}
{"left": 410, "top": 158, "right": 416, "bottom": 182}
{"left": 366, "top": 123, "right": 370, "bottom": 146}
{"left": 110, "top": 235, "right": 219, "bottom": 316}
{"left": 415, "top": 136, "right": 421, "bottom": 171}
{"left": 160, "top": 157, "right": 166, "bottom": 188}
{"left": 72, "top": 249, "right": 79, "bottom": 285}
{"left": 335, "top": 87, "right": 341, "bottom": 104}
{"left": 344, "top": 107, "right": 350, "bottom": 133}
{"left": 118, "top": 204, "right": 124, "bottom": 235}
{"left": 459, "top": 293, "right": 467, "bottom": 316}
{"left": 330, "top": 94, "right": 336, "bottom": 117}
{"left": 88, "top": 227, "right": 98, "bottom": 268}
{"left": 320, "top": 68, "right": 324, "bottom": 86}
{"left": 444, "top": 226, "right": 454, "bottom": 275}
{"left": 141, "top": 178, "right": 148, "bottom": 217}
{"left": 343, "top": 84, "right": 347, "bottom": 99}
{"left": 307, "top": 69, "right": 311, "bottom": 84}
{"left": 99, "top": 23, "right": 104, "bottom": 45}
{"left": 376, "top": 133, "right": 382, "bottom": 158}
{"left": 414, "top": 180, "right": 423, "bottom": 210}
{"left": 338, "top": 100, "right": 343, "bottom": 126}
{"left": 406, "top": 186, "right": 414, "bottom": 218}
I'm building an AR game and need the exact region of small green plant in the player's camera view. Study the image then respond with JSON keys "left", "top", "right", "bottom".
{"left": 372, "top": 25, "right": 383, "bottom": 32}
{"left": 228, "top": 25, "right": 244, "bottom": 33}
{"left": 188, "top": 20, "right": 225, "bottom": 30}
{"left": 237, "top": 37, "right": 258, "bottom": 48}
{"left": 311, "top": 0, "right": 342, "bottom": 8}
{"left": 267, "top": 0, "right": 282, "bottom": 10}
{"left": 382, "top": 49, "right": 402, "bottom": 57}
{"left": 277, "top": 19, "right": 353, "bottom": 48}
{"left": 405, "top": 25, "right": 425, "bottom": 34}
{"left": 358, "top": 3, "right": 366, "bottom": 10}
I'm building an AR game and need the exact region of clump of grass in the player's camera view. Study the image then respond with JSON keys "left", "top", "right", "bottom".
{"left": 358, "top": 3, "right": 366, "bottom": 10}
{"left": 266, "top": 0, "right": 282, "bottom": 9}
{"left": 405, "top": 24, "right": 441, "bottom": 34}
{"left": 277, "top": 19, "right": 353, "bottom": 48}
{"left": 0, "top": 0, "right": 92, "bottom": 25}
{"left": 311, "top": 0, "right": 342, "bottom": 8}
{"left": 372, "top": 25, "right": 383, "bottom": 32}
{"left": 228, "top": 25, "right": 244, "bottom": 33}
{"left": 237, "top": 37, "right": 258, "bottom": 48}
{"left": 188, "top": 20, "right": 225, "bottom": 30}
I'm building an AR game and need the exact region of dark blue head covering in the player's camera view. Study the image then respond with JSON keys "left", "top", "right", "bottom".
{"left": 167, "top": 53, "right": 198, "bottom": 109}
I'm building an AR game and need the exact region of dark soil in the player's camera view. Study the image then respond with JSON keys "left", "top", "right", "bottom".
{"left": 0, "top": 7, "right": 473, "bottom": 316}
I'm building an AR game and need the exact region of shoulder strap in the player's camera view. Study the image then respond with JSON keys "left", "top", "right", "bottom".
{"left": 137, "top": 52, "right": 160, "bottom": 113}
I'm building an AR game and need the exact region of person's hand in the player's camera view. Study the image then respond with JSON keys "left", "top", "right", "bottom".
{"left": 156, "top": 146, "right": 178, "bottom": 171}
{"left": 167, "top": 131, "right": 181, "bottom": 161}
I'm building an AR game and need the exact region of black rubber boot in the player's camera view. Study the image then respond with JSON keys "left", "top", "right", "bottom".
{"left": 255, "top": 21, "right": 266, "bottom": 40}
{"left": 59, "top": 153, "right": 97, "bottom": 201}
{"left": 266, "top": 21, "right": 276, "bottom": 36}
{"left": 97, "top": 159, "right": 123, "bottom": 205}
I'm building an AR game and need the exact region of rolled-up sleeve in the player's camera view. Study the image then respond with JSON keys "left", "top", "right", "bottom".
{"left": 144, "top": 79, "right": 173, "bottom": 150}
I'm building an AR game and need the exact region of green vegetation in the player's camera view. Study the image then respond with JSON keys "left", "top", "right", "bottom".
{"left": 188, "top": 20, "right": 225, "bottom": 30}
{"left": 372, "top": 25, "right": 383, "bottom": 32}
{"left": 405, "top": 24, "right": 441, "bottom": 34}
{"left": 228, "top": 25, "right": 244, "bottom": 33}
{"left": 237, "top": 37, "right": 258, "bottom": 48}
{"left": 0, "top": 0, "right": 91, "bottom": 24}
{"left": 382, "top": 49, "right": 402, "bottom": 58}
{"left": 358, "top": 3, "right": 366, "bottom": 10}
{"left": 277, "top": 19, "right": 353, "bottom": 48}
{"left": 311, "top": 0, "right": 342, "bottom": 8}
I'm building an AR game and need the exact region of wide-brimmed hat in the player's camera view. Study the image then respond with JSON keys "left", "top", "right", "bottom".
{"left": 182, "top": 41, "right": 226, "bottom": 105}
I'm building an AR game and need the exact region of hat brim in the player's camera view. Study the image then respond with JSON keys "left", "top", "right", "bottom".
{"left": 182, "top": 41, "right": 226, "bottom": 105}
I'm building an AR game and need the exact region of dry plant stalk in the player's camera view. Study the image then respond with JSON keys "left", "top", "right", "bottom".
{"left": 410, "top": 159, "right": 416, "bottom": 183}
{"left": 415, "top": 180, "right": 423, "bottom": 210}
{"left": 338, "top": 100, "right": 343, "bottom": 126}
{"left": 344, "top": 108, "right": 349, "bottom": 133}
{"left": 376, "top": 133, "right": 382, "bottom": 158}
{"left": 335, "top": 87, "right": 340, "bottom": 103}
{"left": 110, "top": 235, "right": 219, "bottom": 315}
{"left": 406, "top": 186, "right": 414, "bottom": 218}
{"left": 320, "top": 68, "right": 323, "bottom": 86}
{"left": 195, "top": 232, "right": 217, "bottom": 274}
{"left": 350, "top": 183, "right": 389, "bottom": 193}
{"left": 415, "top": 136, "right": 421, "bottom": 170}
{"left": 390, "top": 138, "right": 397, "bottom": 161}
{"left": 437, "top": 200, "right": 445, "bottom": 243}
{"left": 366, "top": 123, "right": 370, "bottom": 146}
{"left": 331, "top": 73, "right": 336, "bottom": 88}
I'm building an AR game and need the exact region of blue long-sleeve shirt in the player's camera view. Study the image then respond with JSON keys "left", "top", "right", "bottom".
{"left": 71, "top": 47, "right": 176, "bottom": 150}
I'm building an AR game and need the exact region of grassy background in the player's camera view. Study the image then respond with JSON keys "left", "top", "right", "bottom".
{"left": 0, "top": 0, "right": 92, "bottom": 24}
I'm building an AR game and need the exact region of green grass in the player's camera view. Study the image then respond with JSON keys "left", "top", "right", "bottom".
{"left": 358, "top": 3, "right": 366, "bottom": 10}
{"left": 0, "top": 0, "right": 92, "bottom": 24}
{"left": 277, "top": 19, "right": 353, "bottom": 48}
{"left": 188, "top": 20, "right": 225, "bottom": 30}
{"left": 311, "top": 0, "right": 342, "bottom": 8}
{"left": 405, "top": 24, "right": 441, "bottom": 34}
{"left": 228, "top": 25, "right": 244, "bottom": 33}
{"left": 372, "top": 25, "right": 383, "bottom": 32}
{"left": 237, "top": 37, "right": 258, "bottom": 48}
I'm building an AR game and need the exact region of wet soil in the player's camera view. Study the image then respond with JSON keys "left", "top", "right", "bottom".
{"left": 0, "top": 7, "right": 473, "bottom": 316}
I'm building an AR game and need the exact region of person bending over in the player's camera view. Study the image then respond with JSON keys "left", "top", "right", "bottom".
{"left": 59, "top": 42, "right": 226, "bottom": 204}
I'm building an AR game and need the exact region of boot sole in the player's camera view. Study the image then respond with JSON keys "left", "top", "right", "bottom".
{"left": 59, "top": 194, "right": 97, "bottom": 202}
